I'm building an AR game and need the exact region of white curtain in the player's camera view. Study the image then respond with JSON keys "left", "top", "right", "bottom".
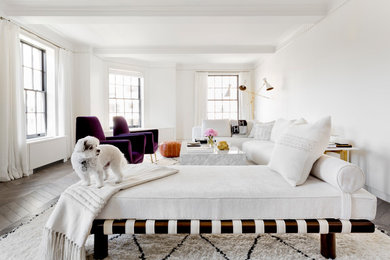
{"left": 239, "top": 72, "right": 252, "bottom": 120}
{"left": 0, "top": 20, "right": 29, "bottom": 181}
{"left": 57, "top": 49, "right": 74, "bottom": 158}
{"left": 193, "top": 72, "right": 208, "bottom": 126}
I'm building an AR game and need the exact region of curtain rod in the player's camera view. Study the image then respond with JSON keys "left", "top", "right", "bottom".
{"left": 1, "top": 16, "right": 70, "bottom": 52}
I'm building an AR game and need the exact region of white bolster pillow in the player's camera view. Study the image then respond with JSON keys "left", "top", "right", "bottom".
{"left": 310, "top": 155, "right": 365, "bottom": 193}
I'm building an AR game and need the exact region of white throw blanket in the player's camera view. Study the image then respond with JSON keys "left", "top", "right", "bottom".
{"left": 42, "top": 164, "right": 179, "bottom": 260}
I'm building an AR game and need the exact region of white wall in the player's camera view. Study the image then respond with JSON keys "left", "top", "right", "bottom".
{"left": 254, "top": 0, "right": 390, "bottom": 202}
{"left": 144, "top": 66, "right": 177, "bottom": 132}
{"left": 72, "top": 52, "right": 91, "bottom": 118}
{"left": 90, "top": 55, "right": 109, "bottom": 129}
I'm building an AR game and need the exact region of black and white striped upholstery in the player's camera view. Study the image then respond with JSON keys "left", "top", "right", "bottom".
{"left": 91, "top": 219, "right": 375, "bottom": 235}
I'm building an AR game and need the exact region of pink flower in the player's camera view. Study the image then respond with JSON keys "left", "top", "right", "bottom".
{"left": 204, "top": 128, "right": 218, "bottom": 137}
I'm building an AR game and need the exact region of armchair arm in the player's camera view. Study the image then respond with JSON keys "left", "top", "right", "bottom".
{"left": 115, "top": 132, "right": 154, "bottom": 154}
{"left": 131, "top": 129, "right": 159, "bottom": 144}
{"left": 100, "top": 139, "right": 132, "bottom": 163}
{"left": 107, "top": 133, "right": 146, "bottom": 154}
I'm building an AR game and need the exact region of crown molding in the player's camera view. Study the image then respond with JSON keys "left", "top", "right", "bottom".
{"left": 3, "top": 1, "right": 328, "bottom": 17}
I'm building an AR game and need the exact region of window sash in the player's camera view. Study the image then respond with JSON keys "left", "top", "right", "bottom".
{"left": 109, "top": 73, "right": 142, "bottom": 128}
{"left": 207, "top": 75, "right": 239, "bottom": 120}
{"left": 21, "top": 41, "right": 47, "bottom": 139}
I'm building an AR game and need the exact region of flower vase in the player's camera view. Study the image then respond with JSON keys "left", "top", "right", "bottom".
{"left": 207, "top": 136, "right": 215, "bottom": 147}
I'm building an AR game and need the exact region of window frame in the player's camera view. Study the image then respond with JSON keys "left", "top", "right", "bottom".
{"left": 21, "top": 40, "right": 48, "bottom": 139}
{"left": 108, "top": 72, "right": 143, "bottom": 129}
{"left": 207, "top": 74, "right": 240, "bottom": 120}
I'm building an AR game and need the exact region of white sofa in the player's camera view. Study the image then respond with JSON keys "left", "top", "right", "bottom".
{"left": 192, "top": 119, "right": 274, "bottom": 163}
{"left": 192, "top": 119, "right": 309, "bottom": 165}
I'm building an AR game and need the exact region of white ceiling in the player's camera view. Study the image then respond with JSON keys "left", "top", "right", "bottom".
{"left": 1, "top": 0, "right": 347, "bottom": 65}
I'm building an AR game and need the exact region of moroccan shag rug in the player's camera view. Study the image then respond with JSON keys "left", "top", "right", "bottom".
{"left": 0, "top": 205, "right": 389, "bottom": 260}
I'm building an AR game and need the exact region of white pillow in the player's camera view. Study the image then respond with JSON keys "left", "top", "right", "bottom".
{"left": 268, "top": 116, "right": 331, "bottom": 186}
{"left": 248, "top": 121, "right": 273, "bottom": 138}
{"left": 270, "top": 118, "right": 306, "bottom": 142}
{"left": 311, "top": 155, "right": 365, "bottom": 193}
{"left": 202, "top": 119, "right": 231, "bottom": 137}
{"left": 253, "top": 121, "right": 275, "bottom": 141}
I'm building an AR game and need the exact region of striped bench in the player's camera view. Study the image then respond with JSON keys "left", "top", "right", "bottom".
{"left": 91, "top": 218, "right": 375, "bottom": 259}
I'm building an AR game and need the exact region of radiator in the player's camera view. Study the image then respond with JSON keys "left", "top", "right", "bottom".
{"left": 27, "top": 136, "right": 67, "bottom": 170}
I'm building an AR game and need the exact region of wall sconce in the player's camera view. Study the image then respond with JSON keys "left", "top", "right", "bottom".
{"left": 239, "top": 78, "right": 275, "bottom": 119}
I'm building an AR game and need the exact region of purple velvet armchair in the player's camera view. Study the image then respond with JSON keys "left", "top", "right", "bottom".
{"left": 113, "top": 116, "right": 159, "bottom": 162}
{"left": 75, "top": 116, "right": 146, "bottom": 164}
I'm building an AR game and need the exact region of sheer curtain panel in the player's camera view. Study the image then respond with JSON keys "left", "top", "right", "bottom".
{"left": 194, "top": 72, "right": 208, "bottom": 126}
{"left": 57, "top": 49, "right": 74, "bottom": 158}
{"left": 0, "top": 20, "right": 29, "bottom": 181}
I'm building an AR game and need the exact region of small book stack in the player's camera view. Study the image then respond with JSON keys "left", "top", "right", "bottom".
{"left": 186, "top": 146, "right": 214, "bottom": 153}
{"left": 335, "top": 143, "right": 352, "bottom": 148}
{"left": 328, "top": 142, "right": 352, "bottom": 148}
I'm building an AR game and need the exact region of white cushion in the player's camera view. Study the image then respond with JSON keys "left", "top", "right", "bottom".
{"left": 311, "top": 155, "right": 365, "bottom": 193}
{"left": 268, "top": 116, "right": 332, "bottom": 186}
{"left": 97, "top": 165, "right": 376, "bottom": 220}
{"left": 242, "top": 140, "right": 274, "bottom": 165}
{"left": 253, "top": 121, "right": 275, "bottom": 141}
{"left": 202, "top": 119, "right": 231, "bottom": 137}
{"left": 270, "top": 118, "right": 306, "bottom": 142}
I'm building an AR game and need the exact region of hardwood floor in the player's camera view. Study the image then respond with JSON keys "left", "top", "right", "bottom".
{"left": 0, "top": 160, "right": 389, "bottom": 235}
{"left": 0, "top": 160, "right": 78, "bottom": 234}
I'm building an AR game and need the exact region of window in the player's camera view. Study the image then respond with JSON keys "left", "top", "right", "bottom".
{"left": 21, "top": 41, "right": 47, "bottom": 138}
{"left": 207, "top": 75, "right": 239, "bottom": 120}
{"left": 109, "top": 72, "right": 142, "bottom": 128}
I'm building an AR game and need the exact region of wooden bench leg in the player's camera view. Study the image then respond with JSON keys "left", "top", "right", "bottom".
{"left": 321, "top": 233, "right": 336, "bottom": 259}
{"left": 94, "top": 233, "right": 108, "bottom": 259}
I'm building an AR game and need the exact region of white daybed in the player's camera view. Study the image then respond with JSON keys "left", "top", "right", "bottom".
{"left": 91, "top": 156, "right": 377, "bottom": 259}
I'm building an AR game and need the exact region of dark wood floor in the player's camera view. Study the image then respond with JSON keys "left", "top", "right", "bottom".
{"left": 0, "top": 160, "right": 389, "bottom": 235}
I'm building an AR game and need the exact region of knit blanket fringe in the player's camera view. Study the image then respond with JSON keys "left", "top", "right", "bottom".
{"left": 42, "top": 228, "right": 85, "bottom": 260}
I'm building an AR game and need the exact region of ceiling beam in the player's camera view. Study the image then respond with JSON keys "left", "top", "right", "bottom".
{"left": 13, "top": 15, "right": 323, "bottom": 25}
{"left": 3, "top": 2, "right": 328, "bottom": 17}
{"left": 94, "top": 46, "right": 276, "bottom": 57}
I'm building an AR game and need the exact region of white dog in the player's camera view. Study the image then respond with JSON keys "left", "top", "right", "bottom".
{"left": 71, "top": 136, "right": 126, "bottom": 188}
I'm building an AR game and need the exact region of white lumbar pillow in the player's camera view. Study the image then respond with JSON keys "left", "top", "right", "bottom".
{"left": 268, "top": 116, "right": 331, "bottom": 186}
{"left": 270, "top": 118, "right": 306, "bottom": 142}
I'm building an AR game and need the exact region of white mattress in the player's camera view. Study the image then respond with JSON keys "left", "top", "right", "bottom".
{"left": 97, "top": 165, "right": 377, "bottom": 220}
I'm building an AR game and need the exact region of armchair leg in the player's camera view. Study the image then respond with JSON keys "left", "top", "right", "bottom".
{"left": 154, "top": 153, "right": 158, "bottom": 162}
{"left": 150, "top": 154, "right": 154, "bottom": 163}
{"left": 321, "top": 233, "right": 336, "bottom": 259}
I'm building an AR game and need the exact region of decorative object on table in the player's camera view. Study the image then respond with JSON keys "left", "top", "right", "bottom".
{"left": 159, "top": 141, "right": 181, "bottom": 158}
{"left": 195, "top": 138, "right": 207, "bottom": 144}
{"left": 204, "top": 128, "right": 218, "bottom": 147}
{"left": 217, "top": 141, "right": 229, "bottom": 151}
{"left": 231, "top": 120, "right": 248, "bottom": 135}
{"left": 239, "top": 78, "right": 275, "bottom": 119}
{"left": 187, "top": 142, "right": 201, "bottom": 147}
